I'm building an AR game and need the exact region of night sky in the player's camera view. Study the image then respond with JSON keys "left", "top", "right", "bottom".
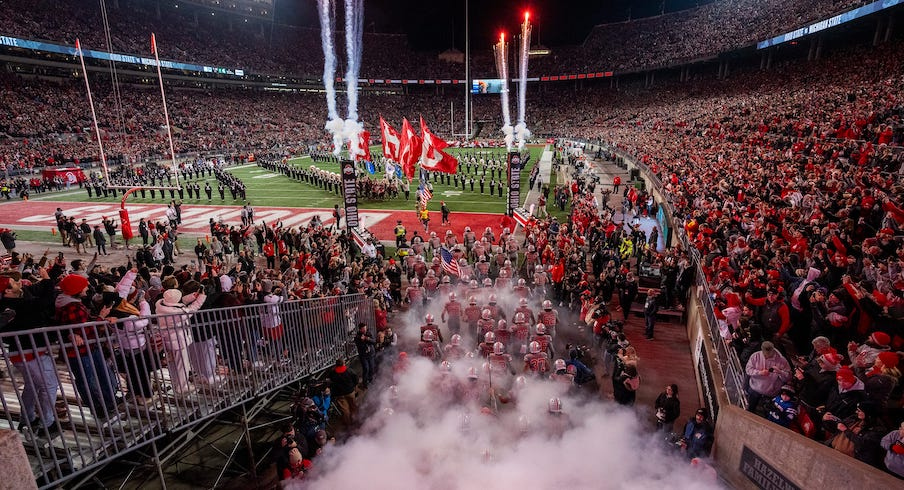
{"left": 276, "top": 0, "right": 713, "bottom": 50}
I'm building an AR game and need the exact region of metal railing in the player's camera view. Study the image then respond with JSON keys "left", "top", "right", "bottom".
{"left": 0, "top": 293, "right": 373, "bottom": 488}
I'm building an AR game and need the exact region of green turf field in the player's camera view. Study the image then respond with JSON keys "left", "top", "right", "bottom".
{"left": 38, "top": 146, "right": 549, "bottom": 214}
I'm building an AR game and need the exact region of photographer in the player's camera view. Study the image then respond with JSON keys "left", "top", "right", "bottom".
{"left": 654, "top": 384, "right": 681, "bottom": 432}
{"left": 0, "top": 227, "right": 17, "bottom": 254}
{"left": 744, "top": 341, "right": 791, "bottom": 414}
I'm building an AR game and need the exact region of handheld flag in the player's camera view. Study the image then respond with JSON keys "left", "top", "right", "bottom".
{"left": 440, "top": 247, "right": 461, "bottom": 277}
{"left": 348, "top": 130, "right": 371, "bottom": 162}
{"left": 380, "top": 116, "right": 401, "bottom": 161}
{"left": 399, "top": 118, "right": 421, "bottom": 180}
{"left": 420, "top": 117, "right": 458, "bottom": 174}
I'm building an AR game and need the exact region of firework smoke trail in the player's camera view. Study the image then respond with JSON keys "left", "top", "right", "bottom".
{"left": 494, "top": 33, "right": 514, "bottom": 151}
{"left": 317, "top": 0, "right": 344, "bottom": 154}
{"left": 515, "top": 13, "right": 532, "bottom": 149}
{"left": 343, "top": 0, "right": 365, "bottom": 158}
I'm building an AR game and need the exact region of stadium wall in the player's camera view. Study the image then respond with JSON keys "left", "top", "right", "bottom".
{"left": 678, "top": 276, "right": 900, "bottom": 489}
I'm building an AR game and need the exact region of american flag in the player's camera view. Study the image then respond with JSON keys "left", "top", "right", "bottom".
{"left": 439, "top": 247, "right": 460, "bottom": 277}
{"left": 418, "top": 183, "right": 433, "bottom": 208}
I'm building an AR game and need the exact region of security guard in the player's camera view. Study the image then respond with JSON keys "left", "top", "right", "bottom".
{"left": 394, "top": 220, "right": 407, "bottom": 247}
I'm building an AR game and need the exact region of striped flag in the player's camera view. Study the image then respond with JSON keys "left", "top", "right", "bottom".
{"left": 418, "top": 182, "right": 433, "bottom": 208}
{"left": 439, "top": 247, "right": 460, "bottom": 277}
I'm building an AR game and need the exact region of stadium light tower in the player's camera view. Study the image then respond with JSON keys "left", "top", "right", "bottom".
{"left": 464, "top": 0, "right": 471, "bottom": 140}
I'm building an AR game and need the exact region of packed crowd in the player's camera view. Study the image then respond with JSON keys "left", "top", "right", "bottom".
{"left": 578, "top": 42, "right": 904, "bottom": 476}
{"left": 0, "top": 0, "right": 874, "bottom": 79}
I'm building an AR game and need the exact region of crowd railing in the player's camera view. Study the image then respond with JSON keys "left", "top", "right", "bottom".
{"left": 0, "top": 293, "right": 373, "bottom": 488}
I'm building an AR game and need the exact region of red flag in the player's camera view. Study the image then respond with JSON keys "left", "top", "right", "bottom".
{"left": 150, "top": 33, "right": 156, "bottom": 54}
{"left": 348, "top": 130, "right": 371, "bottom": 161}
{"left": 419, "top": 117, "right": 458, "bottom": 174}
{"left": 399, "top": 118, "right": 421, "bottom": 180}
{"left": 380, "top": 116, "right": 401, "bottom": 161}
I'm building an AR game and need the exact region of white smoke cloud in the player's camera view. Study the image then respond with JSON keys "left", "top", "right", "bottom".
{"left": 344, "top": 118, "right": 364, "bottom": 159}
{"left": 288, "top": 284, "right": 721, "bottom": 489}
{"left": 516, "top": 19, "right": 531, "bottom": 150}
{"left": 344, "top": 0, "right": 364, "bottom": 122}
{"left": 502, "top": 124, "right": 515, "bottom": 153}
{"left": 319, "top": 0, "right": 366, "bottom": 156}
{"left": 295, "top": 356, "right": 721, "bottom": 490}
{"left": 494, "top": 37, "right": 513, "bottom": 151}
{"left": 326, "top": 118, "right": 345, "bottom": 156}
{"left": 514, "top": 122, "right": 532, "bottom": 151}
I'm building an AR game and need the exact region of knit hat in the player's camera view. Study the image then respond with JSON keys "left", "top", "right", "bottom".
{"left": 818, "top": 351, "right": 843, "bottom": 369}
{"left": 59, "top": 274, "right": 89, "bottom": 296}
{"left": 161, "top": 289, "right": 183, "bottom": 307}
{"left": 0, "top": 276, "right": 10, "bottom": 293}
{"left": 868, "top": 331, "right": 891, "bottom": 347}
{"left": 780, "top": 385, "right": 795, "bottom": 395}
{"left": 219, "top": 275, "right": 233, "bottom": 292}
{"left": 877, "top": 351, "right": 900, "bottom": 369}
{"left": 836, "top": 366, "right": 856, "bottom": 384}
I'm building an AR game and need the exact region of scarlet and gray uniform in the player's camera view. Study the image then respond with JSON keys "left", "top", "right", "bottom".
{"left": 464, "top": 305, "right": 482, "bottom": 331}
{"left": 550, "top": 371, "right": 575, "bottom": 388}
{"left": 412, "top": 261, "right": 428, "bottom": 281}
{"left": 420, "top": 323, "right": 443, "bottom": 343}
{"left": 478, "top": 341, "right": 494, "bottom": 358}
{"left": 505, "top": 238, "right": 519, "bottom": 262}
{"left": 511, "top": 322, "right": 530, "bottom": 348}
{"left": 475, "top": 261, "right": 490, "bottom": 279}
{"left": 494, "top": 324, "right": 511, "bottom": 348}
{"left": 483, "top": 303, "right": 502, "bottom": 321}
{"left": 472, "top": 242, "right": 487, "bottom": 260}
{"left": 523, "top": 352, "right": 551, "bottom": 375}
{"left": 463, "top": 230, "right": 477, "bottom": 251}
{"left": 531, "top": 333, "right": 554, "bottom": 356}
{"left": 488, "top": 353, "right": 514, "bottom": 375}
{"left": 458, "top": 263, "right": 474, "bottom": 278}
{"left": 533, "top": 271, "right": 549, "bottom": 292}
{"left": 437, "top": 283, "right": 453, "bottom": 298}
{"left": 405, "top": 254, "right": 419, "bottom": 276}
{"left": 423, "top": 276, "right": 439, "bottom": 296}
{"left": 537, "top": 310, "right": 558, "bottom": 335}
{"left": 443, "top": 344, "right": 466, "bottom": 361}
{"left": 495, "top": 277, "right": 511, "bottom": 289}
{"left": 442, "top": 300, "right": 463, "bottom": 334}
{"left": 513, "top": 306, "right": 535, "bottom": 325}
{"left": 406, "top": 286, "right": 425, "bottom": 305}
{"left": 428, "top": 236, "right": 441, "bottom": 252}
{"left": 477, "top": 318, "right": 495, "bottom": 337}
{"left": 512, "top": 284, "right": 531, "bottom": 299}
{"left": 418, "top": 340, "right": 440, "bottom": 361}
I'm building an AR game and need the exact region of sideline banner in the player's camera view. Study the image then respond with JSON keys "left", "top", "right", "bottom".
{"left": 340, "top": 159, "right": 359, "bottom": 229}
{"left": 506, "top": 151, "right": 522, "bottom": 216}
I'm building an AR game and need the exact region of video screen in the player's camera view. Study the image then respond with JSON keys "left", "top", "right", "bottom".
{"left": 471, "top": 79, "right": 506, "bottom": 94}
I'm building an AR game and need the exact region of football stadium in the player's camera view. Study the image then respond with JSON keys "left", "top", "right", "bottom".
{"left": 0, "top": 0, "right": 903, "bottom": 488}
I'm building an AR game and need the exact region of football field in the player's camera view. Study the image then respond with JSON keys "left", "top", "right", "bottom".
{"left": 34, "top": 146, "right": 548, "bottom": 215}
{"left": 7, "top": 145, "right": 560, "bottom": 243}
